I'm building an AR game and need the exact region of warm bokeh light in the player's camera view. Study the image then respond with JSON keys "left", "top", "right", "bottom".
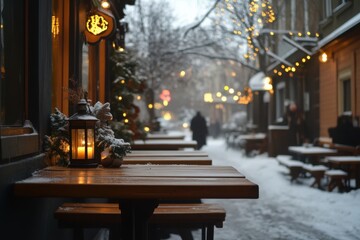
{"left": 163, "top": 112, "right": 172, "bottom": 120}
{"left": 204, "top": 93, "right": 214, "bottom": 103}
{"left": 148, "top": 104, "right": 153, "bottom": 109}
{"left": 179, "top": 70, "right": 186, "bottom": 78}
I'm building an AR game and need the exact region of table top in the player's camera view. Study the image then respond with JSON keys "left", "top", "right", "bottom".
{"left": 131, "top": 140, "right": 197, "bottom": 150}
{"left": 128, "top": 150, "right": 208, "bottom": 157}
{"left": 123, "top": 156, "right": 212, "bottom": 165}
{"left": 145, "top": 133, "right": 185, "bottom": 140}
{"left": 237, "top": 133, "right": 266, "bottom": 140}
{"left": 14, "top": 165, "right": 258, "bottom": 200}
{"left": 326, "top": 156, "right": 360, "bottom": 164}
{"left": 288, "top": 146, "right": 338, "bottom": 155}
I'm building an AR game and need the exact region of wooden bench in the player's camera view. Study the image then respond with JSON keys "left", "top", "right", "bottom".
{"left": 55, "top": 202, "right": 226, "bottom": 240}
{"left": 276, "top": 157, "right": 304, "bottom": 182}
{"left": 325, "top": 170, "right": 348, "bottom": 192}
{"left": 302, "top": 164, "right": 328, "bottom": 189}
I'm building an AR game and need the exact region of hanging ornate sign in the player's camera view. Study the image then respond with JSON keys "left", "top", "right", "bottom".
{"left": 84, "top": 8, "right": 116, "bottom": 44}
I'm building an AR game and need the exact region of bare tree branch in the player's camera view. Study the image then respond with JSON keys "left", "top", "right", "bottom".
{"left": 183, "top": 51, "right": 260, "bottom": 72}
{"left": 183, "top": 0, "right": 221, "bottom": 38}
{"left": 161, "top": 41, "right": 218, "bottom": 56}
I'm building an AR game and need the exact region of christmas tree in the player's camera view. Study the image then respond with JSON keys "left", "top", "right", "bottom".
{"left": 109, "top": 50, "right": 148, "bottom": 142}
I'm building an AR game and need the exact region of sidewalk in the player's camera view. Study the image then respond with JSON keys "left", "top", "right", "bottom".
{"left": 95, "top": 134, "right": 360, "bottom": 240}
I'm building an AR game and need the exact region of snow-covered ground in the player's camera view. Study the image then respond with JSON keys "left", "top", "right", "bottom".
{"left": 96, "top": 132, "right": 360, "bottom": 240}
{"left": 194, "top": 136, "right": 360, "bottom": 240}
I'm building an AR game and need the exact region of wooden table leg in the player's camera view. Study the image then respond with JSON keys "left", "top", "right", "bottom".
{"left": 310, "top": 171, "right": 325, "bottom": 189}
{"left": 355, "top": 166, "right": 360, "bottom": 189}
{"left": 119, "top": 200, "right": 159, "bottom": 240}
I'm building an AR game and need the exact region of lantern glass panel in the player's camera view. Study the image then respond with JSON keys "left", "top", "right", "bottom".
{"left": 71, "top": 129, "right": 84, "bottom": 159}
{"left": 86, "top": 129, "right": 95, "bottom": 159}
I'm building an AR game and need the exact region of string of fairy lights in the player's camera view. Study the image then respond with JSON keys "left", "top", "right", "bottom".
{"left": 204, "top": 85, "right": 253, "bottom": 105}
{"left": 213, "top": 0, "right": 321, "bottom": 77}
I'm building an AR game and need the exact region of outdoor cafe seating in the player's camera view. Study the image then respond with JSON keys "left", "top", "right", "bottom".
{"left": 14, "top": 132, "right": 259, "bottom": 240}
{"left": 278, "top": 132, "right": 360, "bottom": 192}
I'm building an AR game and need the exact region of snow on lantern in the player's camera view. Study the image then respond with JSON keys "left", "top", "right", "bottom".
{"left": 68, "top": 99, "right": 99, "bottom": 167}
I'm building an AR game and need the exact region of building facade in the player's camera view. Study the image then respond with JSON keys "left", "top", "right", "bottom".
{"left": 317, "top": 0, "right": 360, "bottom": 139}
{"left": 0, "top": 1, "right": 133, "bottom": 239}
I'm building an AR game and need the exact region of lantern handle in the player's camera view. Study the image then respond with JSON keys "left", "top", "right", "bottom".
{"left": 83, "top": 91, "right": 93, "bottom": 115}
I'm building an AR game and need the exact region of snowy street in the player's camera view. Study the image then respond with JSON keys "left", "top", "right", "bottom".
{"left": 187, "top": 136, "right": 360, "bottom": 240}
{"left": 95, "top": 133, "right": 360, "bottom": 240}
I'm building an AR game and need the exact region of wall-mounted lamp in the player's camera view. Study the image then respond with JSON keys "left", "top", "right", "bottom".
{"left": 101, "top": 0, "right": 111, "bottom": 9}
{"left": 319, "top": 52, "right": 328, "bottom": 63}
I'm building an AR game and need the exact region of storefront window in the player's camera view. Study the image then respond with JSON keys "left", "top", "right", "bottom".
{"left": 338, "top": 69, "right": 352, "bottom": 115}
{"left": 82, "top": 43, "right": 89, "bottom": 93}
{"left": 323, "top": 0, "right": 333, "bottom": 18}
{"left": 276, "top": 82, "right": 285, "bottom": 122}
{"left": 0, "top": 0, "right": 25, "bottom": 126}
{"left": 342, "top": 79, "right": 351, "bottom": 113}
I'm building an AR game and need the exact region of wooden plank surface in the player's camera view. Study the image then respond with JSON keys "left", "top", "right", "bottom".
{"left": 288, "top": 146, "right": 338, "bottom": 155}
{"left": 326, "top": 156, "right": 360, "bottom": 164}
{"left": 145, "top": 133, "right": 185, "bottom": 140}
{"left": 14, "top": 166, "right": 258, "bottom": 199}
{"left": 123, "top": 156, "right": 212, "bottom": 165}
{"left": 24, "top": 165, "right": 243, "bottom": 178}
{"left": 131, "top": 140, "right": 197, "bottom": 150}
{"left": 128, "top": 150, "right": 208, "bottom": 157}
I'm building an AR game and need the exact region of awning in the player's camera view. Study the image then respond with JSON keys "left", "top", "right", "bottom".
{"left": 249, "top": 72, "right": 273, "bottom": 91}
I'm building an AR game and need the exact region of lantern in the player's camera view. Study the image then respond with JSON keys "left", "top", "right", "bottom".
{"left": 68, "top": 99, "right": 99, "bottom": 167}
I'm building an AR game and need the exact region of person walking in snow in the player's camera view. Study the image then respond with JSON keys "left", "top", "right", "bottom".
{"left": 190, "top": 111, "right": 208, "bottom": 150}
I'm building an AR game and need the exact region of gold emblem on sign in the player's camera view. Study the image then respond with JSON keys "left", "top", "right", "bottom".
{"left": 86, "top": 15, "right": 109, "bottom": 35}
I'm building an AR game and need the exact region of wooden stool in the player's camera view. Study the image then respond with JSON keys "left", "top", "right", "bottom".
{"left": 302, "top": 164, "right": 328, "bottom": 189}
{"left": 277, "top": 158, "right": 304, "bottom": 182}
{"left": 325, "top": 170, "right": 348, "bottom": 192}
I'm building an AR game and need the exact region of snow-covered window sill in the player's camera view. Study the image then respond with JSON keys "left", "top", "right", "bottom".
{"left": 0, "top": 121, "right": 39, "bottom": 164}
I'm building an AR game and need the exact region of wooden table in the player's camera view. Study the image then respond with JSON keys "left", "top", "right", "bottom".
{"left": 14, "top": 165, "right": 258, "bottom": 240}
{"left": 131, "top": 140, "right": 197, "bottom": 150}
{"left": 123, "top": 156, "right": 212, "bottom": 165}
{"left": 129, "top": 150, "right": 208, "bottom": 157}
{"left": 238, "top": 133, "right": 267, "bottom": 155}
{"left": 327, "top": 156, "right": 360, "bottom": 188}
{"left": 145, "top": 133, "right": 185, "bottom": 140}
{"left": 288, "top": 146, "right": 338, "bottom": 164}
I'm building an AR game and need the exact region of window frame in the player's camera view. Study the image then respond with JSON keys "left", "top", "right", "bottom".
{"left": 332, "top": 0, "right": 351, "bottom": 14}
{"left": 0, "top": 0, "right": 54, "bottom": 164}
{"left": 0, "top": 0, "right": 26, "bottom": 126}
{"left": 276, "top": 81, "right": 286, "bottom": 122}
{"left": 337, "top": 69, "right": 352, "bottom": 115}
